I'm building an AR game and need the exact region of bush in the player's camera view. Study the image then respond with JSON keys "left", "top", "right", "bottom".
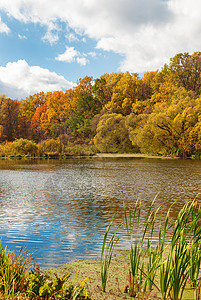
{"left": 37, "top": 139, "right": 63, "bottom": 155}
{"left": 0, "top": 142, "right": 14, "bottom": 157}
{"left": 12, "top": 139, "right": 38, "bottom": 156}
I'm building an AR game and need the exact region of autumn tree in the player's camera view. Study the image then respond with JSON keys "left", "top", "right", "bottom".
{"left": 0, "top": 97, "right": 20, "bottom": 141}
{"left": 132, "top": 71, "right": 157, "bottom": 114}
{"left": 131, "top": 87, "right": 200, "bottom": 156}
{"left": 103, "top": 72, "right": 142, "bottom": 115}
{"left": 19, "top": 92, "right": 47, "bottom": 139}
{"left": 168, "top": 52, "right": 201, "bottom": 95}
{"left": 30, "top": 103, "right": 47, "bottom": 141}
{"left": 94, "top": 113, "right": 133, "bottom": 153}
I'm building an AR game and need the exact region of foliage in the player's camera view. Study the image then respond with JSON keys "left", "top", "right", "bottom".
{"left": 0, "top": 240, "right": 90, "bottom": 299}
{"left": 1, "top": 51, "right": 201, "bottom": 157}
{"left": 26, "top": 271, "right": 90, "bottom": 299}
{"left": 12, "top": 138, "right": 38, "bottom": 156}
{"left": 94, "top": 113, "right": 134, "bottom": 153}
{"left": 0, "top": 240, "right": 29, "bottom": 298}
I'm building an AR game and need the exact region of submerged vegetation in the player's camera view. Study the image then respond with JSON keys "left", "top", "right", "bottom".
{"left": 0, "top": 51, "right": 201, "bottom": 157}
{"left": 0, "top": 199, "right": 201, "bottom": 299}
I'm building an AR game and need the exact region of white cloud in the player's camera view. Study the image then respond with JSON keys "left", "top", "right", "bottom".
{"left": 56, "top": 46, "right": 89, "bottom": 66}
{"left": 18, "top": 34, "right": 27, "bottom": 39}
{"left": 42, "top": 30, "right": 59, "bottom": 45}
{"left": 0, "top": 60, "right": 74, "bottom": 99}
{"left": 0, "top": 16, "right": 10, "bottom": 34}
{"left": 76, "top": 57, "right": 88, "bottom": 66}
{"left": 0, "top": 0, "right": 201, "bottom": 72}
{"left": 56, "top": 46, "right": 79, "bottom": 63}
{"left": 42, "top": 21, "right": 61, "bottom": 45}
{"left": 88, "top": 51, "right": 97, "bottom": 58}
{"left": 66, "top": 32, "right": 79, "bottom": 43}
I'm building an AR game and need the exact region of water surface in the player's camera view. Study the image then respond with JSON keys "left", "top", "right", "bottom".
{"left": 0, "top": 157, "right": 200, "bottom": 267}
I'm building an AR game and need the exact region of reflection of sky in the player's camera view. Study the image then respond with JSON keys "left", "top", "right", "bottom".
{"left": 0, "top": 158, "right": 201, "bottom": 267}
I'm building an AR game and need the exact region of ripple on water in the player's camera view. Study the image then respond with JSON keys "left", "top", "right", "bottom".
{"left": 0, "top": 158, "right": 201, "bottom": 267}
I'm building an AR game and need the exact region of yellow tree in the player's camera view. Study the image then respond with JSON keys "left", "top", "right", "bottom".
{"left": 104, "top": 72, "right": 142, "bottom": 115}
{"left": 129, "top": 87, "right": 200, "bottom": 156}
{"left": 94, "top": 113, "right": 133, "bottom": 152}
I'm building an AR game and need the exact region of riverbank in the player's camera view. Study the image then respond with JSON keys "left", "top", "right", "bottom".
{"left": 44, "top": 250, "right": 194, "bottom": 300}
{"left": 44, "top": 251, "right": 131, "bottom": 300}
{"left": 0, "top": 152, "right": 179, "bottom": 160}
{"left": 94, "top": 153, "right": 175, "bottom": 159}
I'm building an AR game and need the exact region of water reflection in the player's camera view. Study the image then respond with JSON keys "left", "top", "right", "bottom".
{"left": 0, "top": 158, "right": 200, "bottom": 267}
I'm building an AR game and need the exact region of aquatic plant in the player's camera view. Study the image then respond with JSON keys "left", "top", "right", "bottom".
{"left": 100, "top": 215, "right": 122, "bottom": 292}
{"left": 119, "top": 199, "right": 201, "bottom": 299}
{"left": 123, "top": 199, "right": 160, "bottom": 298}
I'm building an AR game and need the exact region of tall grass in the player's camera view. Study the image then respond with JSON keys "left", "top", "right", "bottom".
{"left": 100, "top": 215, "right": 122, "bottom": 292}
{"left": 0, "top": 240, "right": 29, "bottom": 298}
{"left": 103, "top": 198, "right": 201, "bottom": 299}
{"left": 124, "top": 199, "right": 161, "bottom": 298}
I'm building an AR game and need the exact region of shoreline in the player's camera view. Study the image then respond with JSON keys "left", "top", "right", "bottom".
{"left": 44, "top": 250, "right": 131, "bottom": 300}
{"left": 94, "top": 153, "right": 177, "bottom": 159}
{"left": 0, "top": 153, "right": 177, "bottom": 160}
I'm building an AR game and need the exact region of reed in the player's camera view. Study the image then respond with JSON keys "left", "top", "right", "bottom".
{"left": 157, "top": 200, "right": 201, "bottom": 300}
{"left": 121, "top": 199, "right": 201, "bottom": 299}
{"left": 123, "top": 199, "right": 160, "bottom": 298}
{"left": 100, "top": 215, "right": 122, "bottom": 292}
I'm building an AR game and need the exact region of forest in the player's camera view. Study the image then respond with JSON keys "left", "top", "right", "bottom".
{"left": 0, "top": 51, "right": 201, "bottom": 158}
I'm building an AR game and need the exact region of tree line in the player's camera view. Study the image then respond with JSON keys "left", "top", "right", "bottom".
{"left": 0, "top": 51, "right": 201, "bottom": 157}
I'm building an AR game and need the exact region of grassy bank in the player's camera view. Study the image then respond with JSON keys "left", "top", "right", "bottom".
{"left": 45, "top": 249, "right": 196, "bottom": 300}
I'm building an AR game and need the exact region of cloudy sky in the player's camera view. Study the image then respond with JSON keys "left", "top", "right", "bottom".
{"left": 0, "top": 0, "right": 200, "bottom": 99}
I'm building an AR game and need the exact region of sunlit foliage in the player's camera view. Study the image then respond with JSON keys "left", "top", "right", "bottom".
{"left": 0, "top": 52, "right": 201, "bottom": 157}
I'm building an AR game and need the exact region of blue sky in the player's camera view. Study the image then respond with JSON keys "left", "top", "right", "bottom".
{"left": 0, "top": 0, "right": 200, "bottom": 99}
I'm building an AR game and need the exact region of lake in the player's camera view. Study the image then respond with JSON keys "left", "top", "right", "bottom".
{"left": 0, "top": 157, "right": 200, "bottom": 267}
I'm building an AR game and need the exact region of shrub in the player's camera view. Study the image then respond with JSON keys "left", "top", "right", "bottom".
{"left": 12, "top": 138, "right": 38, "bottom": 156}
{"left": 37, "top": 139, "right": 63, "bottom": 155}
{"left": 0, "top": 141, "right": 14, "bottom": 157}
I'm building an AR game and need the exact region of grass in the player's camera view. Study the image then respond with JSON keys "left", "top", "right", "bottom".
{"left": 0, "top": 241, "right": 29, "bottom": 298}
